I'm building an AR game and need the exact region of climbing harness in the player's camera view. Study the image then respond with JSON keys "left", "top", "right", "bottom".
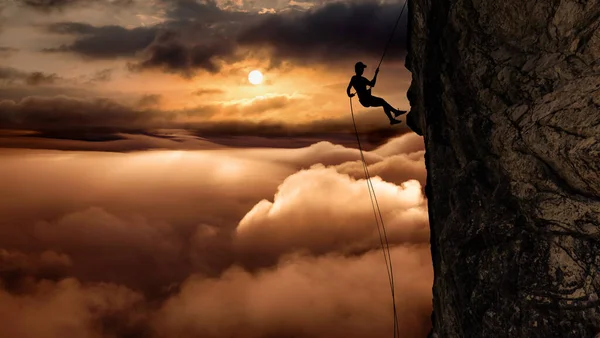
{"left": 349, "top": 1, "right": 408, "bottom": 337}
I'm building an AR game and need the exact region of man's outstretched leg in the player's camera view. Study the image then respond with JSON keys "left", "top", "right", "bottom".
{"left": 368, "top": 96, "right": 406, "bottom": 124}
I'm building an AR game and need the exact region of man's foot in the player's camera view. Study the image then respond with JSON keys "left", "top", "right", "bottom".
{"left": 390, "top": 119, "right": 402, "bottom": 125}
{"left": 394, "top": 109, "right": 407, "bottom": 117}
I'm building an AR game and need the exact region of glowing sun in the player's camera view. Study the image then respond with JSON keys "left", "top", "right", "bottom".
{"left": 248, "top": 70, "right": 263, "bottom": 85}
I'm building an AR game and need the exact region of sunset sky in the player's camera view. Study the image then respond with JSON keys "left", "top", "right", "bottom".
{"left": 0, "top": 1, "right": 431, "bottom": 337}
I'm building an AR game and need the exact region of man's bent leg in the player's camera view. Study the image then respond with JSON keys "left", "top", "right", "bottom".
{"left": 369, "top": 96, "right": 396, "bottom": 121}
{"left": 369, "top": 96, "right": 393, "bottom": 109}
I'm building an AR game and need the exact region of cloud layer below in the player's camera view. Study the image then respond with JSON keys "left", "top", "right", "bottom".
{"left": 0, "top": 132, "right": 431, "bottom": 337}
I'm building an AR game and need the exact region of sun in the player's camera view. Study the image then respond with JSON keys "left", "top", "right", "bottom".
{"left": 248, "top": 70, "right": 263, "bottom": 85}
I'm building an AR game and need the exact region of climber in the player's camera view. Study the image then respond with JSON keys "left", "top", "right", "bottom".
{"left": 346, "top": 61, "right": 406, "bottom": 125}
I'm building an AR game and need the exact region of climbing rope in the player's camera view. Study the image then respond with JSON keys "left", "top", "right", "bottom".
{"left": 349, "top": 1, "right": 408, "bottom": 337}
{"left": 377, "top": 0, "right": 409, "bottom": 70}
{"left": 350, "top": 98, "right": 400, "bottom": 338}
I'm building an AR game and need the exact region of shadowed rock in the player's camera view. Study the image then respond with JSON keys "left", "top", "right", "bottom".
{"left": 405, "top": 0, "right": 600, "bottom": 336}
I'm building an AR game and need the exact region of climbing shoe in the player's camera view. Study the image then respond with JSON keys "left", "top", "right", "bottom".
{"left": 394, "top": 109, "right": 407, "bottom": 117}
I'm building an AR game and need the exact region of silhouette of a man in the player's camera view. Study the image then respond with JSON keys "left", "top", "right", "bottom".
{"left": 346, "top": 61, "right": 405, "bottom": 125}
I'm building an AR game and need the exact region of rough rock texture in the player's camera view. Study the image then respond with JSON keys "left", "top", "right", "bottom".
{"left": 405, "top": 0, "right": 600, "bottom": 336}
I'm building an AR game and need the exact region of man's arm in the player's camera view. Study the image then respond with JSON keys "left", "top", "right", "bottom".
{"left": 346, "top": 77, "right": 355, "bottom": 97}
{"left": 369, "top": 68, "right": 380, "bottom": 87}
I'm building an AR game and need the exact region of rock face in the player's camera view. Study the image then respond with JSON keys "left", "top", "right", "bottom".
{"left": 405, "top": 0, "right": 600, "bottom": 336}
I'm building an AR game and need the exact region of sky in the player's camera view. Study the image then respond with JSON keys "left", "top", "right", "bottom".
{"left": 0, "top": 1, "right": 431, "bottom": 337}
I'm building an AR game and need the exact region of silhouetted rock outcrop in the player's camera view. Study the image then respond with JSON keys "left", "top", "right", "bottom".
{"left": 405, "top": 0, "right": 600, "bottom": 336}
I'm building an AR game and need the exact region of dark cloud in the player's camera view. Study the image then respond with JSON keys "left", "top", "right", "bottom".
{"left": 27, "top": 1, "right": 406, "bottom": 77}
{"left": 0, "top": 84, "right": 99, "bottom": 102}
{"left": 0, "top": 92, "right": 402, "bottom": 131}
{"left": 25, "top": 72, "right": 60, "bottom": 85}
{"left": 34, "top": 0, "right": 252, "bottom": 75}
{"left": 44, "top": 22, "right": 157, "bottom": 59}
{"left": 184, "top": 116, "right": 409, "bottom": 144}
{"left": 0, "top": 67, "right": 60, "bottom": 86}
{"left": 0, "top": 67, "right": 113, "bottom": 90}
{"left": 17, "top": 0, "right": 134, "bottom": 11}
{"left": 134, "top": 0, "right": 408, "bottom": 75}
{"left": 238, "top": 1, "right": 408, "bottom": 64}
{"left": 0, "top": 95, "right": 167, "bottom": 132}
{"left": 0, "top": 131, "right": 404, "bottom": 152}
{"left": 0, "top": 249, "right": 72, "bottom": 292}
{"left": 130, "top": 36, "right": 236, "bottom": 76}
{"left": 0, "top": 67, "right": 26, "bottom": 83}
{"left": 126, "top": 17, "right": 251, "bottom": 77}
{"left": 18, "top": 0, "right": 81, "bottom": 10}
{"left": 4, "top": 92, "right": 315, "bottom": 135}
{"left": 0, "top": 131, "right": 227, "bottom": 153}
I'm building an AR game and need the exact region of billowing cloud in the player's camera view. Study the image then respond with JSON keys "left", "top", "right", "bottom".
{"left": 235, "top": 165, "right": 428, "bottom": 266}
{"left": 0, "top": 249, "right": 72, "bottom": 292}
{"left": 0, "top": 132, "right": 430, "bottom": 337}
{"left": 32, "top": 207, "right": 189, "bottom": 292}
{"left": 371, "top": 132, "right": 425, "bottom": 157}
{"left": 335, "top": 151, "right": 426, "bottom": 187}
{"left": 335, "top": 132, "right": 426, "bottom": 186}
{"left": 0, "top": 147, "right": 297, "bottom": 291}
{"left": 0, "top": 278, "right": 147, "bottom": 338}
{"left": 156, "top": 247, "right": 432, "bottom": 338}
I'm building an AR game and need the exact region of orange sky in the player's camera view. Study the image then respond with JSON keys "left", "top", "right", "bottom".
{"left": 0, "top": 0, "right": 412, "bottom": 147}
{"left": 0, "top": 1, "right": 430, "bottom": 337}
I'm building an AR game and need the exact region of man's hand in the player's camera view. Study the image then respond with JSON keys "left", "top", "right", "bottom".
{"left": 348, "top": 93, "right": 356, "bottom": 98}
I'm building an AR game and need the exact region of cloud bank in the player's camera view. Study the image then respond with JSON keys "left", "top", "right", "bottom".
{"left": 0, "top": 133, "right": 431, "bottom": 337}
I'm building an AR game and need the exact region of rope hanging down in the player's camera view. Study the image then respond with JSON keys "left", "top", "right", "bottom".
{"left": 350, "top": 98, "right": 400, "bottom": 338}
{"left": 349, "top": 1, "right": 407, "bottom": 337}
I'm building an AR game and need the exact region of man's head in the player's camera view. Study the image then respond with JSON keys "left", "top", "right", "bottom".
{"left": 354, "top": 61, "right": 367, "bottom": 75}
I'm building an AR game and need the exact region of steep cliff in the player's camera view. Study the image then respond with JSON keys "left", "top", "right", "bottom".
{"left": 405, "top": 0, "right": 600, "bottom": 336}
